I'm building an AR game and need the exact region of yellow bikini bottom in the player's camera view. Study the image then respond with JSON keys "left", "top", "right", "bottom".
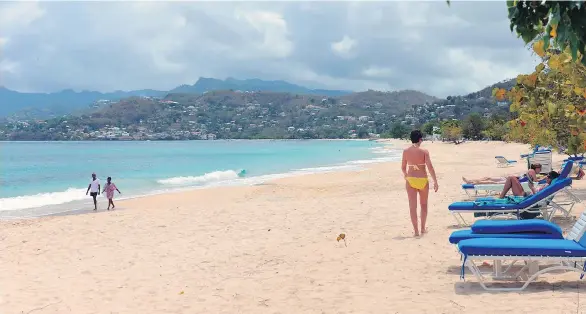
{"left": 406, "top": 177, "right": 429, "bottom": 190}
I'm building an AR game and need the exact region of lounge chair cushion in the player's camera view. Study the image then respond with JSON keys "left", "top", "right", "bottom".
{"left": 471, "top": 219, "right": 563, "bottom": 236}
{"left": 475, "top": 196, "right": 525, "bottom": 202}
{"left": 449, "top": 229, "right": 562, "bottom": 244}
{"left": 458, "top": 238, "right": 586, "bottom": 257}
{"left": 449, "top": 201, "right": 518, "bottom": 211}
{"left": 450, "top": 178, "right": 572, "bottom": 211}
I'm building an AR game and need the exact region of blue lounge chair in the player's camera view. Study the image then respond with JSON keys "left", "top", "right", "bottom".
{"left": 495, "top": 156, "right": 517, "bottom": 168}
{"left": 449, "top": 219, "right": 564, "bottom": 245}
{"left": 450, "top": 178, "right": 574, "bottom": 226}
{"left": 456, "top": 212, "right": 586, "bottom": 291}
{"left": 461, "top": 161, "right": 574, "bottom": 199}
{"left": 462, "top": 177, "right": 531, "bottom": 199}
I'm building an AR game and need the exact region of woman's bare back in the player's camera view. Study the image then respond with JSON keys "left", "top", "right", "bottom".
{"left": 403, "top": 146, "right": 428, "bottom": 178}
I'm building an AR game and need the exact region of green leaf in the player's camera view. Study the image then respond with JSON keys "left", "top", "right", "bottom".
{"left": 543, "top": 25, "right": 551, "bottom": 51}
{"left": 556, "top": 23, "right": 568, "bottom": 50}
{"left": 548, "top": 102, "right": 558, "bottom": 115}
{"left": 551, "top": 3, "right": 561, "bottom": 27}
{"left": 570, "top": 33, "right": 579, "bottom": 61}
{"left": 536, "top": 63, "right": 546, "bottom": 72}
{"left": 522, "top": 32, "right": 536, "bottom": 44}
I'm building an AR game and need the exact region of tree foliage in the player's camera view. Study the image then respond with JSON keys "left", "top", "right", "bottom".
{"left": 385, "top": 122, "right": 410, "bottom": 139}
{"left": 493, "top": 46, "right": 586, "bottom": 155}
{"left": 462, "top": 113, "right": 485, "bottom": 140}
{"left": 440, "top": 120, "right": 463, "bottom": 144}
{"left": 482, "top": 115, "right": 509, "bottom": 141}
{"left": 507, "top": 1, "right": 586, "bottom": 65}
{"left": 422, "top": 121, "right": 436, "bottom": 136}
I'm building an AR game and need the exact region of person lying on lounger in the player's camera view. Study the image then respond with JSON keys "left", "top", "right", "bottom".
{"left": 462, "top": 163, "right": 542, "bottom": 184}
{"left": 498, "top": 170, "right": 559, "bottom": 198}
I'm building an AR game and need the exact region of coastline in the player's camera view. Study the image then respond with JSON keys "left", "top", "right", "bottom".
{"left": 3, "top": 139, "right": 586, "bottom": 313}
{"left": 0, "top": 139, "right": 399, "bottom": 219}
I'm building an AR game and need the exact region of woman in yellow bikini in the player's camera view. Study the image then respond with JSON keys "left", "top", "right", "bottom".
{"left": 401, "top": 130, "right": 439, "bottom": 237}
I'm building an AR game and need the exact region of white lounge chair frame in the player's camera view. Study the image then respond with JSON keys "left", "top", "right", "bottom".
{"left": 463, "top": 182, "right": 532, "bottom": 199}
{"left": 495, "top": 156, "right": 517, "bottom": 168}
{"left": 459, "top": 212, "right": 586, "bottom": 291}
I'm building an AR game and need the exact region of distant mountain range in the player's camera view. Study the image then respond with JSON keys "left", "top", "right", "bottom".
{"left": 0, "top": 78, "right": 353, "bottom": 119}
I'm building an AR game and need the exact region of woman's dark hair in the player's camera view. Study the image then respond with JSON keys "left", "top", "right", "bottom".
{"left": 107, "top": 176, "right": 112, "bottom": 181}
{"left": 547, "top": 171, "right": 559, "bottom": 180}
{"left": 410, "top": 130, "right": 423, "bottom": 144}
{"left": 530, "top": 163, "right": 542, "bottom": 170}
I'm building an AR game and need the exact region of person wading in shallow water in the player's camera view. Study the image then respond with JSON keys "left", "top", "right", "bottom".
{"left": 401, "top": 130, "right": 439, "bottom": 237}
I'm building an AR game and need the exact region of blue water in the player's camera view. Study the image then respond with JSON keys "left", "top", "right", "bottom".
{"left": 0, "top": 140, "right": 399, "bottom": 217}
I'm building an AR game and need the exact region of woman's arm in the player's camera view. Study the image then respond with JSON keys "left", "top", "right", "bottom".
{"left": 528, "top": 170, "right": 537, "bottom": 194}
{"left": 425, "top": 150, "right": 439, "bottom": 192}
{"left": 401, "top": 150, "right": 407, "bottom": 179}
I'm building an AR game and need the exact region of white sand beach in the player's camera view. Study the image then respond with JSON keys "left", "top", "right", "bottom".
{"left": 2, "top": 140, "right": 586, "bottom": 313}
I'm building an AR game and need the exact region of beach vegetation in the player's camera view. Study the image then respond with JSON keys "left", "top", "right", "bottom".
{"left": 440, "top": 120, "right": 463, "bottom": 144}
{"left": 383, "top": 122, "right": 410, "bottom": 139}
{"left": 494, "top": 47, "right": 585, "bottom": 155}
{"left": 422, "top": 121, "right": 436, "bottom": 137}
{"left": 506, "top": 0, "right": 586, "bottom": 66}
{"left": 488, "top": 1, "right": 586, "bottom": 155}
{"left": 482, "top": 114, "right": 509, "bottom": 141}
{"left": 461, "top": 113, "right": 485, "bottom": 140}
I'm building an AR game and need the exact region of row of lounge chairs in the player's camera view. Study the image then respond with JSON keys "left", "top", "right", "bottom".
{"left": 455, "top": 162, "right": 576, "bottom": 226}
{"left": 448, "top": 161, "right": 585, "bottom": 291}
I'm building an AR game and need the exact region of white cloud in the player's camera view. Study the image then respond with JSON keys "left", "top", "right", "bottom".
{"left": 235, "top": 10, "right": 293, "bottom": 59}
{"left": 362, "top": 66, "right": 394, "bottom": 78}
{"left": 0, "top": 59, "right": 20, "bottom": 74}
{"left": 0, "top": 1, "right": 539, "bottom": 97}
{"left": 0, "top": 2, "right": 45, "bottom": 31}
{"left": 441, "top": 47, "right": 535, "bottom": 94}
{"left": 331, "top": 35, "right": 356, "bottom": 59}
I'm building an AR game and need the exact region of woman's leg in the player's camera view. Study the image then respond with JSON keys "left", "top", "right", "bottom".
{"left": 418, "top": 183, "right": 430, "bottom": 234}
{"left": 463, "top": 176, "right": 506, "bottom": 184}
{"left": 110, "top": 199, "right": 115, "bottom": 209}
{"left": 499, "top": 176, "right": 525, "bottom": 198}
{"left": 406, "top": 181, "right": 419, "bottom": 236}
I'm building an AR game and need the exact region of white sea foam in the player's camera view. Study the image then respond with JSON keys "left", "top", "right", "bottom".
{"left": 370, "top": 147, "right": 397, "bottom": 154}
{"left": 294, "top": 165, "right": 360, "bottom": 173}
{"left": 2, "top": 145, "right": 402, "bottom": 216}
{"left": 157, "top": 170, "right": 244, "bottom": 186}
{"left": 0, "top": 188, "right": 87, "bottom": 211}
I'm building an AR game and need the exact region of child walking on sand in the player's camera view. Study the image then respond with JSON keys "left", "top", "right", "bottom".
{"left": 102, "top": 177, "right": 121, "bottom": 210}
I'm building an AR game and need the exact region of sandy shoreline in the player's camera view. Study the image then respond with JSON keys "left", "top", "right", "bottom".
{"left": 2, "top": 139, "right": 586, "bottom": 313}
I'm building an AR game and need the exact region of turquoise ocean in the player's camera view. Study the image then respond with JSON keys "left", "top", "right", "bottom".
{"left": 0, "top": 140, "right": 401, "bottom": 218}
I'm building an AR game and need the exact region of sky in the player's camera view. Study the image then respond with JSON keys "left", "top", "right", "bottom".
{"left": 0, "top": 1, "right": 540, "bottom": 97}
